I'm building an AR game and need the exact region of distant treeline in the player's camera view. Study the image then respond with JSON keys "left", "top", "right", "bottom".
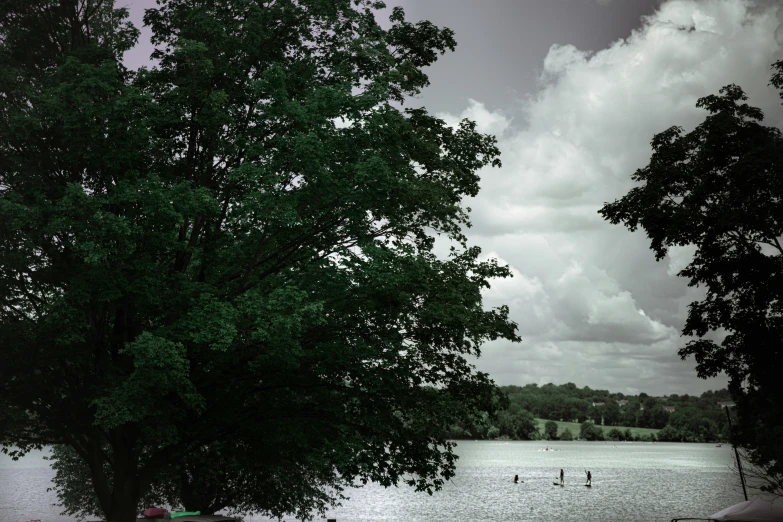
{"left": 447, "top": 382, "right": 733, "bottom": 443}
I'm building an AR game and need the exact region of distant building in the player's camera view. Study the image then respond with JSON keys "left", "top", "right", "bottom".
{"left": 591, "top": 402, "right": 605, "bottom": 407}
{"left": 663, "top": 405, "right": 675, "bottom": 413}
{"left": 617, "top": 400, "right": 628, "bottom": 407}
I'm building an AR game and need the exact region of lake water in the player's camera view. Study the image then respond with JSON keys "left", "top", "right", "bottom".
{"left": 1, "top": 441, "right": 746, "bottom": 522}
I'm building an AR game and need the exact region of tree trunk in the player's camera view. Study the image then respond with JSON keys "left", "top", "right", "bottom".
{"left": 180, "top": 469, "right": 219, "bottom": 515}
{"left": 84, "top": 438, "right": 114, "bottom": 519}
{"left": 179, "top": 470, "right": 197, "bottom": 512}
{"left": 104, "top": 486, "right": 139, "bottom": 522}
{"left": 101, "top": 428, "right": 143, "bottom": 522}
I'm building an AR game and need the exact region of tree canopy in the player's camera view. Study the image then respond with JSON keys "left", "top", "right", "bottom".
{"left": 446, "top": 382, "right": 730, "bottom": 442}
{"left": 600, "top": 64, "right": 783, "bottom": 487}
{"left": 544, "top": 420, "right": 558, "bottom": 440}
{"left": 0, "top": 1, "right": 519, "bottom": 521}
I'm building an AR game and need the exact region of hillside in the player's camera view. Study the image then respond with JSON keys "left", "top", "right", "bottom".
{"left": 446, "top": 382, "right": 732, "bottom": 443}
{"left": 535, "top": 418, "right": 660, "bottom": 440}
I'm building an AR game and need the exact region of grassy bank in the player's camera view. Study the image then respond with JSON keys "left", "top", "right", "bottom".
{"left": 535, "top": 418, "right": 660, "bottom": 439}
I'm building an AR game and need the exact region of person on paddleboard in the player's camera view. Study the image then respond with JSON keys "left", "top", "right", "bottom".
{"left": 585, "top": 470, "right": 592, "bottom": 485}
{"left": 560, "top": 469, "right": 564, "bottom": 485}
{"left": 514, "top": 474, "right": 519, "bottom": 483}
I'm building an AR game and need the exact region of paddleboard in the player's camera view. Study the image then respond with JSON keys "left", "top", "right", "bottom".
{"left": 585, "top": 484, "right": 592, "bottom": 487}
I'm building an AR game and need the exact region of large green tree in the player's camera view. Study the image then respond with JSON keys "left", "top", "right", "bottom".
{"left": 495, "top": 403, "right": 536, "bottom": 440}
{"left": 579, "top": 420, "right": 604, "bottom": 441}
{"left": 600, "top": 66, "right": 783, "bottom": 488}
{"left": 0, "top": 1, "right": 519, "bottom": 521}
{"left": 601, "top": 400, "right": 621, "bottom": 427}
{"left": 543, "top": 420, "right": 558, "bottom": 440}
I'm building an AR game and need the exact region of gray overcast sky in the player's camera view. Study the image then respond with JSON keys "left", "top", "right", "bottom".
{"left": 123, "top": 0, "right": 783, "bottom": 397}
{"left": 389, "top": 0, "right": 662, "bottom": 115}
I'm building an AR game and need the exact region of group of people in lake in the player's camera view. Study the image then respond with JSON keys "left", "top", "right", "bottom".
{"left": 513, "top": 469, "right": 591, "bottom": 485}
{"left": 556, "top": 468, "right": 592, "bottom": 485}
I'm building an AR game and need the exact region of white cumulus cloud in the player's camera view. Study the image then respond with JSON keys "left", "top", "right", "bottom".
{"left": 447, "top": 0, "right": 783, "bottom": 395}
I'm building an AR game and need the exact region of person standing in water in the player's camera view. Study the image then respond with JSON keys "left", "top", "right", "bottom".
{"left": 585, "top": 470, "right": 592, "bottom": 485}
{"left": 560, "top": 469, "right": 564, "bottom": 485}
{"left": 514, "top": 474, "right": 519, "bottom": 483}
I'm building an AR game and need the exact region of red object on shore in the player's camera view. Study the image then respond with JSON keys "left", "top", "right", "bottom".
{"left": 143, "top": 508, "right": 169, "bottom": 518}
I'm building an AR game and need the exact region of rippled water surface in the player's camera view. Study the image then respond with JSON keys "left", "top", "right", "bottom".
{"left": 1, "top": 441, "right": 745, "bottom": 522}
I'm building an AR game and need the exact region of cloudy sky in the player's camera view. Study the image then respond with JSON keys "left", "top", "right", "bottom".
{"left": 123, "top": 0, "right": 783, "bottom": 397}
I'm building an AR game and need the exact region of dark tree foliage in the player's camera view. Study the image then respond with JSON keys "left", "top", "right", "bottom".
{"left": 544, "top": 420, "right": 558, "bottom": 440}
{"left": 489, "top": 383, "right": 727, "bottom": 441}
{"left": 580, "top": 421, "right": 604, "bottom": 441}
{"left": 495, "top": 403, "right": 536, "bottom": 440}
{"left": 600, "top": 64, "right": 783, "bottom": 480}
{"left": 601, "top": 400, "right": 621, "bottom": 427}
{"left": 448, "top": 382, "right": 727, "bottom": 442}
{"left": 0, "top": 1, "right": 519, "bottom": 521}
